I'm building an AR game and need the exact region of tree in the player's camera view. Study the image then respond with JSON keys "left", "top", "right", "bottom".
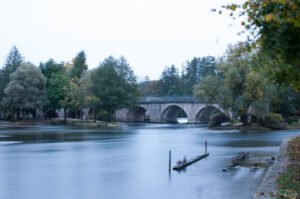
{"left": 198, "top": 56, "right": 217, "bottom": 79}
{"left": 158, "top": 65, "right": 181, "bottom": 96}
{"left": 138, "top": 80, "right": 161, "bottom": 96}
{"left": 70, "top": 51, "right": 88, "bottom": 79}
{"left": 1, "top": 63, "right": 47, "bottom": 119}
{"left": 220, "top": 0, "right": 300, "bottom": 91}
{"left": 193, "top": 75, "right": 223, "bottom": 105}
{"left": 0, "top": 46, "right": 24, "bottom": 109}
{"left": 90, "top": 56, "right": 139, "bottom": 121}
{"left": 40, "top": 59, "right": 64, "bottom": 78}
{"left": 194, "top": 43, "right": 270, "bottom": 126}
{"left": 40, "top": 59, "right": 67, "bottom": 118}
{"left": 270, "top": 86, "right": 300, "bottom": 118}
{"left": 182, "top": 58, "right": 200, "bottom": 95}
{"left": 182, "top": 56, "right": 216, "bottom": 95}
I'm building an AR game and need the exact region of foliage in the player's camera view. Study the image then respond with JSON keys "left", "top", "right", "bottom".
{"left": 194, "top": 43, "right": 270, "bottom": 126}
{"left": 70, "top": 51, "right": 88, "bottom": 79}
{"left": 208, "top": 112, "right": 230, "bottom": 128}
{"left": 40, "top": 59, "right": 64, "bottom": 78}
{"left": 138, "top": 56, "right": 216, "bottom": 97}
{"left": 158, "top": 65, "right": 182, "bottom": 96}
{"left": 59, "top": 72, "right": 91, "bottom": 119}
{"left": 277, "top": 137, "right": 300, "bottom": 198}
{"left": 0, "top": 46, "right": 24, "bottom": 109}
{"left": 193, "top": 75, "right": 222, "bottom": 105}
{"left": 181, "top": 56, "right": 216, "bottom": 95}
{"left": 269, "top": 86, "right": 300, "bottom": 118}
{"left": 258, "top": 113, "right": 287, "bottom": 130}
{"left": 90, "top": 56, "right": 139, "bottom": 121}
{"left": 1, "top": 63, "right": 47, "bottom": 119}
{"left": 138, "top": 80, "right": 161, "bottom": 96}
{"left": 40, "top": 59, "right": 67, "bottom": 117}
{"left": 219, "top": 0, "right": 300, "bottom": 91}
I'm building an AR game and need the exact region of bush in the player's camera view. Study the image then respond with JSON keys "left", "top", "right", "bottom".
{"left": 5, "top": 113, "right": 16, "bottom": 121}
{"left": 287, "top": 116, "right": 299, "bottom": 124}
{"left": 208, "top": 112, "right": 230, "bottom": 128}
{"left": 258, "top": 113, "right": 287, "bottom": 130}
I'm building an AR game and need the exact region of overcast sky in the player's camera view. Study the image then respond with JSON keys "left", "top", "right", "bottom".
{"left": 0, "top": 0, "right": 245, "bottom": 80}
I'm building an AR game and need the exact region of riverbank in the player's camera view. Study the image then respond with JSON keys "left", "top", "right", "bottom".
{"left": 0, "top": 118, "right": 121, "bottom": 128}
{"left": 276, "top": 136, "right": 300, "bottom": 198}
{"left": 254, "top": 136, "right": 300, "bottom": 199}
{"left": 212, "top": 123, "right": 300, "bottom": 132}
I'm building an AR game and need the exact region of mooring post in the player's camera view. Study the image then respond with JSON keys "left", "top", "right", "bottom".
{"left": 205, "top": 140, "right": 207, "bottom": 154}
{"left": 169, "top": 150, "right": 171, "bottom": 172}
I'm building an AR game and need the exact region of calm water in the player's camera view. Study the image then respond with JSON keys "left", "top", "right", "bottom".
{"left": 0, "top": 123, "right": 299, "bottom": 199}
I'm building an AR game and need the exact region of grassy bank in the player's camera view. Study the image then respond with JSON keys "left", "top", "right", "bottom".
{"left": 277, "top": 136, "right": 300, "bottom": 199}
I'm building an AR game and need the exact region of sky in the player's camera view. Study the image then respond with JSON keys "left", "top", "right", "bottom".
{"left": 0, "top": 0, "right": 246, "bottom": 80}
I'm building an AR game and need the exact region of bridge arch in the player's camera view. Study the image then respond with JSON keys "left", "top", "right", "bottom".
{"left": 195, "top": 105, "right": 223, "bottom": 123}
{"left": 160, "top": 105, "right": 188, "bottom": 123}
{"left": 127, "top": 106, "right": 147, "bottom": 122}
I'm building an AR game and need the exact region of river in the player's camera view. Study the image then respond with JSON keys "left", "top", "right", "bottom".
{"left": 0, "top": 123, "right": 299, "bottom": 199}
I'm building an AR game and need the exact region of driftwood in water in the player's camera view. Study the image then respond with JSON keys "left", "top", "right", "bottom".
{"left": 173, "top": 153, "right": 209, "bottom": 171}
{"left": 229, "top": 152, "right": 249, "bottom": 167}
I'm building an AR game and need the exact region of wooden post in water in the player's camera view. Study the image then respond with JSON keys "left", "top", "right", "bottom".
{"left": 205, "top": 140, "right": 207, "bottom": 153}
{"left": 169, "top": 150, "right": 172, "bottom": 172}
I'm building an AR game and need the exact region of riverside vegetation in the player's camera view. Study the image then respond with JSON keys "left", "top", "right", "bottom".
{"left": 277, "top": 136, "right": 300, "bottom": 199}
{"left": 0, "top": 0, "right": 299, "bottom": 127}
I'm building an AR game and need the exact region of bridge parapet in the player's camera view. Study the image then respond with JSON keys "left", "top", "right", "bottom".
{"left": 138, "top": 96, "right": 206, "bottom": 104}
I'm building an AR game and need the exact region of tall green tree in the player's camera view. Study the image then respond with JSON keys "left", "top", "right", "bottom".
{"left": 40, "top": 59, "right": 68, "bottom": 118}
{"left": 1, "top": 63, "right": 47, "bottom": 119}
{"left": 90, "top": 56, "right": 139, "bottom": 121}
{"left": 158, "top": 65, "right": 181, "bottom": 96}
{"left": 0, "top": 46, "right": 24, "bottom": 108}
{"left": 181, "top": 56, "right": 216, "bottom": 95}
{"left": 70, "top": 51, "right": 88, "bottom": 79}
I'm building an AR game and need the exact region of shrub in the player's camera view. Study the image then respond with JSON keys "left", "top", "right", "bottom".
{"left": 5, "top": 113, "right": 16, "bottom": 121}
{"left": 208, "top": 112, "right": 230, "bottom": 128}
{"left": 287, "top": 116, "right": 299, "bottom": 124}
{"left": 258, "top": 113, "right": 287, "bottom": 130}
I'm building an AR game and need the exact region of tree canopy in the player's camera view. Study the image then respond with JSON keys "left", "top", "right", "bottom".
{"left": 220, "top": 0, "right": 300, "bottom": 91}
{"left": 0, "top": 46, "right": 24, "bottom": 108}
{"left": 90, "top": 56, "right": 139, "bottom": 121}
{"left": 40, "top": 59, "right": 68, "bottom": 117}
{"left": 194, "top": 43, "right": 270, "bottom": 125}
{"left": 70, "top": 51, "right": 88, "bottom": 79}
{"left": 2, "top": 63, "right": 47, "bottom": 119}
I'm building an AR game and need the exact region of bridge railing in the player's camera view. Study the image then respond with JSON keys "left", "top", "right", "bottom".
{"left": 138, "top": 96, "right": 207, "bottom": 104}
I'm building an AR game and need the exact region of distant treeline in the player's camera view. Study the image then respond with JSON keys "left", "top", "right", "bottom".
{"left": 139, "top": 56, "right": 217, "bottom": 96}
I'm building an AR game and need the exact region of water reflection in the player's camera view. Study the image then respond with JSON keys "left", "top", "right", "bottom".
{"left": 0, "top": 123, "right": 299, "bottom": 199}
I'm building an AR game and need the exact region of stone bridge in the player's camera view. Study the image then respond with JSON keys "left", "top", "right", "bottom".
{"left": 115, "top": 96, "right": 225, "bottom": 123}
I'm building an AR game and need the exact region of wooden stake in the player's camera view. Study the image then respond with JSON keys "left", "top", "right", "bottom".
{"left": 169, "top": 150, "right": 171, "bottom": 172}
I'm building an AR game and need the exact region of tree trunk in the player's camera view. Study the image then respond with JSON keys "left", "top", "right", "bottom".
{"left": 64, "top": 108, "right": 67, "bottom": 122}
{"left": 108, "top": 109, "right": 114, "bottom": 122}
{"left": 94, "top": 111, "right": 97, "bottom": 123}
{"left": 16, "top": 109, "right": 20, "bottom": 120}
{"left": 240, "top": 113, "right": 249, "bottom": 126}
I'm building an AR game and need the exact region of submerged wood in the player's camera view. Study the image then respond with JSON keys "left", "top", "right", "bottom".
{"left": 172, "top": 153, "right": 209, "bottom": 171}
{"left": 228, "top": 152, "right": 249, "bottom": 167}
